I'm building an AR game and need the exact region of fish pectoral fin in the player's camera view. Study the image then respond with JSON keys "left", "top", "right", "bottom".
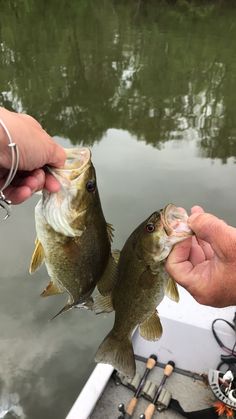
{"left": 75, "top": 296, "right": 94, "bottom": 310}
{"left": 164, "top": 277, "right": 179, "bottom": 302}
{"left": 97, "top": 253, "right": 119, "bottom": 296}
{"left": 92, "top": 292, "right": 114, "bottom": 314}
{"left": 29, "top": 238, "right": 45, "bottom": 273}
{"left": 51, "top": 302, "right": 74, "bottom": 320}
{"left": 139, "top": 311, "right": 163, "bottom": 341}
{"left": 41, "top": 281, "right": 64, "bottom": 297}
{"left": 106, "top": 222, "right": 114, "bottom": 243}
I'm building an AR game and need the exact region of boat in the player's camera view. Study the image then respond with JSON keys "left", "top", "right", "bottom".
{"left": 66, "top": 288, "right": 236, "bottom": 418}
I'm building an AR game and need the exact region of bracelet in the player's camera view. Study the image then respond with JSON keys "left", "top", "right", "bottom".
{"left": 0, "top": 118, "right": 19, "bottom": 220}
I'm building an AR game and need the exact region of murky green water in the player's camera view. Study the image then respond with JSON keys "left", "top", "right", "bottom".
{"left": 0, "top": 1, "right": 236, "bottom": 418}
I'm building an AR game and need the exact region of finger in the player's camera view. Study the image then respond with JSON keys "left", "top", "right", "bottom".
{"left": 165, "top": 259, "right": 193, "bottom": 288}
{"left": 47, "top": 142, "right": 66, "bottom": 168}
{"left": 2, "top": 170, "right": 46, "bottom": 204}
{"left": 16, "top": 169, "right": 46, "bottom": 192}
{"left": 168, "top": 237, "right": 192, "bottom": 263}
{"left": 4, "top": 185, "right": 32, "bottom": 204}
{"left": 195, "top": 238, "right": 214, "bottom": 260}
{"left": 165, "top": 238, "right": 194, "bottom": 285}
{"left": 189, "top": 207, "right": 214, "bottom": 260}
{"left": 29, "top": 169, "right": 45, "bottom": 191}
{"left": 44, "top": 172, "right": 61, "bottom": 193}
{"left": 188, "top": 212, "right": 235, "bottom": 259}
{"left": 189, "top": 236, "right": 206, "bottom": 265}
{"left": 191, "top": 206, "right": 204, "bottom": 214}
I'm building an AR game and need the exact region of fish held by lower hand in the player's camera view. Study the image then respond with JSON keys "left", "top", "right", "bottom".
{"left": 94, "top": 204, "right": 193, "bottom": 378}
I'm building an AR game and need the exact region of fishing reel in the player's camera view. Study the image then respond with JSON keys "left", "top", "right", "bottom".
{"left": 118, "top": 403, "right": 129, "bottom": 418}
{"left": 208, "top": 369, "right": 236, "bottom": 409}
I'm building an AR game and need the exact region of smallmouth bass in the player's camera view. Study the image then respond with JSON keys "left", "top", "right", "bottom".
{"left": 29, "top": 148, "right": 115, "bottom": 317}
{"left": 94, "top": 204, "right": 192, "bottom": 377}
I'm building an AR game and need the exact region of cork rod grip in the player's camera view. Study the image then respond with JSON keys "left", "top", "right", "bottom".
{"left": 146, "top": 357, "right": 157, "bottom": 370}
{"left": 144, "top": 403, "right": 156, "bottom": 419}
{"left": 164, "top": 363, "right": 174, "bottom": 377}
{"left": 126, "top": 397, "right": 138, "bottom": 415}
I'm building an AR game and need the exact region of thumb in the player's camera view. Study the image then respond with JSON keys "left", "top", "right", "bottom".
{"left": 48, "top": 142, "right": 66, "bottom": 168}
{"left": 188, "top": 212, "right": 235, "bottom": 259}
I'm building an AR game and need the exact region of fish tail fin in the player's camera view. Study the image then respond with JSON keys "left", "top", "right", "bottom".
{"left": 95, "top": 330, "right": 135, "bottom": 378}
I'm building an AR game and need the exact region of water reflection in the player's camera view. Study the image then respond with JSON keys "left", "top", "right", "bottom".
{"left": 0, "top": 1, "right": 235, "bottom": 160}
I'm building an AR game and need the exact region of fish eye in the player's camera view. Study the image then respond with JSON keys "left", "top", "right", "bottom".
{"left": 146, "top": 223, "right": 155, "bottom": 233}
{"left": 86, "top": 180, "right": 96, "bottom": 192}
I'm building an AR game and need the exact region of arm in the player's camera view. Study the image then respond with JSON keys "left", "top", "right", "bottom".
{"left": 165, "top": 206, "right": 236, "bottom": 307}
{"left": 0, "top": 107, "right": 66, "bottom": 204}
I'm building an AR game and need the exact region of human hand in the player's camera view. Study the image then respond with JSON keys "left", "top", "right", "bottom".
{"left": 165, "top": 206, "right": 236, "bottom": 307}
{"left": 0, "top": 107, "right": 66, "bottom": 204}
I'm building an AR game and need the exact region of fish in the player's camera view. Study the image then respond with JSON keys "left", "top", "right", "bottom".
{"left": 29, "top": 147, "right": 115, "bottom": 318}
{"left": 93, "top": 204, "right": 193, "bottom": 377}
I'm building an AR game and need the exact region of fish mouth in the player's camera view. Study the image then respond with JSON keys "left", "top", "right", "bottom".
{"left": 161, "top": 204, "right": 192, "bottom": 237}
{"left": 47, "top": 148, "right": 91, "bottom": 182}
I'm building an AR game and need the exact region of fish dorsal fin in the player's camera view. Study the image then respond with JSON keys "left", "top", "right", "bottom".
{"left": 106, "top": 222, "right": 114, "bottom": 243}
{"left": 41, "top": 281, "right": 64, "bottom": 297}
{"left": 97, "top": 252, "right": 119, "bottom": 296}
{"left": 139, "top": 310, "right": 163, "bottom": 341}
{"left": 165, "top": 277, "right": 179, "bottom": 302}
{"left": 29, "top": 238, "right": 45, "bottom": 273}
{"left": 92, "top": 292, "right": 114, "bottom": 314}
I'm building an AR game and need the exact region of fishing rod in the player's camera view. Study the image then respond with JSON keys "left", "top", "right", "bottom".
{"left": 139, "top": 360, "right": 175, "bottom": 419}
{"left": 118, "top": 354, "right": 157, "bottom": 419}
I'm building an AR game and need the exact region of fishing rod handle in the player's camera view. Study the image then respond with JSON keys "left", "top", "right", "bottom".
{"left": 134, "top": 354, "right": 158, "bottom": 397}
{"left": 146, "top": 355, "right": 157, "bottom": 370}
{"left": 164, "top": 360, "right": 175, "bottom": 377}
{"left": 141, "top": 403, "right": 155, "bottom": 419}
{"left": 126, "top": 397, "right": 138, "bottom": 415}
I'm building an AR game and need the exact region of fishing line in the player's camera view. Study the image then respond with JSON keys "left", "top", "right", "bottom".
{"left": 212, "top": 317, "right": 236, "bottom": 370}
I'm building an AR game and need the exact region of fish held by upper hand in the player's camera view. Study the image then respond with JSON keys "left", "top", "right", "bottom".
{"left": 94, "top": 204, "right": 193, "bottom": 378}
{"left": 29, "top": 147, "right": 115, "bottom": 318}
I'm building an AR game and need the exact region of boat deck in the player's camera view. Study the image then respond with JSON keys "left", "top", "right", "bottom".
{"left": 66, "top": 300, "right": 235, "bottom": 419}
{"left": 90, "top": 358, "right": 219, "bottom": 418}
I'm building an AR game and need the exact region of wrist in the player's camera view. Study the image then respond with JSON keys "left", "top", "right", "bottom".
{"left": 0, "top": 118, "right": 19, "bottom": 203}
{"left": 0, "top": 117, "right": 13, "bottom": 169}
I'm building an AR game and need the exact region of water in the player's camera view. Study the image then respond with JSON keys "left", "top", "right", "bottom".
{"left": 0, "top": 1, "right": 236, "bottom": 417}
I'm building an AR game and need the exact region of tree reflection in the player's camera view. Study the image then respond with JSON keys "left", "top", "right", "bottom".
{"left": 0, "top": 0, "right": 235, "bottom": 161}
